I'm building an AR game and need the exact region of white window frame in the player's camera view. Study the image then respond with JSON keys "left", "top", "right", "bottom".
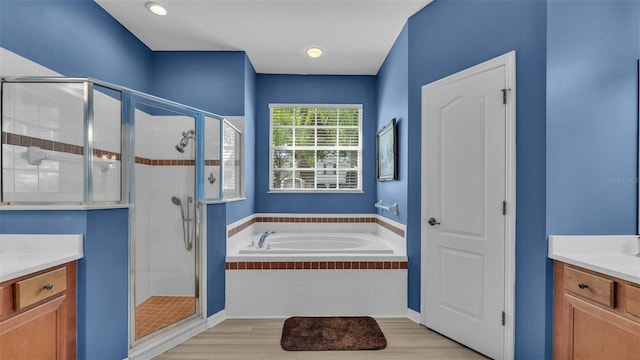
{"left": 269, "top": 104, "right": 363, "bottom": 193}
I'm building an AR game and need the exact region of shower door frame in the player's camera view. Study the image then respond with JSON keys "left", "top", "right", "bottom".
{"left": 1, "top": 76, "right": 229, "bottom": 349}
{"left": 125, "top": 92, "right": 217, "bottom": 348}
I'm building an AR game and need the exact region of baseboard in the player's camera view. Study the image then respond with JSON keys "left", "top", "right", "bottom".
{"left": 407, "top": 308, "right": 421, "bottom": 324}
{"left": 207, "top": 309, "right": 227, "bottom": 328}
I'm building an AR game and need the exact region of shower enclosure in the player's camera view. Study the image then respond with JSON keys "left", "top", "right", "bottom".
{"left": 1, "top": 77, "right": 243, "bottom": 348}
{"left": 132, "top": 100, "right": 199, "bottom": 340}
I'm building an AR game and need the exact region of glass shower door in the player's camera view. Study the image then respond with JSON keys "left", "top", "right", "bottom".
{"left": 131, "top": 99, "right": 198, "bottom": 341}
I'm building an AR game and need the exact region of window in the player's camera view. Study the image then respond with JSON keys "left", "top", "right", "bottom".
{"left": 269, "top": 104, "right": 362, "bottom": 192}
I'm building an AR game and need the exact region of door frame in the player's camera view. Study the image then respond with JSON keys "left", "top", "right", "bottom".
{"left": 420, "top": 50, "right": 516, "bottom": 359}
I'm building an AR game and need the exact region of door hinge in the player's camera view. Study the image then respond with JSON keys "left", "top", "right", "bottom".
{"left": 502, "top": 201, "right": 507, "bottom": 215}
{"left": 501, "top": 88, "right": 511, "bottom": 104}
{"left": 502, "top": 311, "right": 506, "bottom": 326}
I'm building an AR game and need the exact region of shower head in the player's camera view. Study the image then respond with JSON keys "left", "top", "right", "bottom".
{"left": 182, "top": 129, "right": 195, "bottom": 138}
{"left": 171, "top": 196, "right": 182, "bottom": 206}
{"left": 174, "top": 129, "right": 195, "bottom": 153}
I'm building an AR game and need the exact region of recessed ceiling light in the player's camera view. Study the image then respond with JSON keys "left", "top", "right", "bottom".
{"left": 145, "top": 2, "right": 167, "bottom": 16}
{"left": 306, "top": 47, "right": 324, "bottom": 58}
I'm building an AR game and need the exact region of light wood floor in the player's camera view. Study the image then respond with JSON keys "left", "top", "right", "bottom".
{"left": 154, "top": 318, "right": 489, "bottom": 360}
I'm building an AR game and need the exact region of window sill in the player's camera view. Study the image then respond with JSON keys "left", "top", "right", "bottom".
{"left": 267, "top": 190, "right": 364, "bottom": 194}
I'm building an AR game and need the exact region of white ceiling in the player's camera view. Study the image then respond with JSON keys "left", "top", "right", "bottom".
{"left": 94, "top": 0, "right": 432, "bottom": 75}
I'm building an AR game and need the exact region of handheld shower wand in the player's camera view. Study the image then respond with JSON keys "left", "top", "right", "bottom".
{"left": 171, "top": 195, "right": 193, "bottom": 251}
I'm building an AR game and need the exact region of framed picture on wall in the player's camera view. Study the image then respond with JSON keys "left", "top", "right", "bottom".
{"left": 376, "top": 118, "right": 398, "bottom": 181}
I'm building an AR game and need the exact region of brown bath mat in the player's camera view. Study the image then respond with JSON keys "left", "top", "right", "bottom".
{"left": 280, "top": 316, "right": 387, "bottom": 351}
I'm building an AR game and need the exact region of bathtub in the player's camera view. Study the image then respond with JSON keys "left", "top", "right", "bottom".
{"left": 238, "top": 233, "right": 394, "bottom": 254}
{"left": 225, "top": 215, "right": 407, "bottom": 317}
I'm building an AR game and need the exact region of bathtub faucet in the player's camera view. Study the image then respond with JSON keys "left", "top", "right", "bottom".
{"left": 257, "top": 231, "right": 275, "bottom": 248}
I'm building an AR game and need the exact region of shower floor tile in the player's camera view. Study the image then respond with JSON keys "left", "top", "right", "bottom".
{"left": 135, "top": 296, "right": 195, "bottom": 339}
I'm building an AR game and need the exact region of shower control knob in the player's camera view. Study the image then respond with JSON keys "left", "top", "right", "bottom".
{"left": 428, "top": 217, "right": 441, "bottom": 226}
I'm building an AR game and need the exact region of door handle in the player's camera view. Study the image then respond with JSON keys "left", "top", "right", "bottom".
{"left": 428, "top": 217, "right": 441, "bottom": 226}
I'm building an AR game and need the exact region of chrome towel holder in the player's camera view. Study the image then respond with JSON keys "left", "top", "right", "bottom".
{"left": 375, "top": 200, "right": 398, "bottom": 215}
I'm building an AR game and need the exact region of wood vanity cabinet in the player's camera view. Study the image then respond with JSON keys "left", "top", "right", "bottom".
{"left": 0, "top": 262, "right": 76, "bottom": 359}
{"left": 553, "top": 261, "right": 640, "bottom": 359}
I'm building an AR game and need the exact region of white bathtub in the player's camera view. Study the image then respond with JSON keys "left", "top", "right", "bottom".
{"left": 238, "top": 233, "right": 394, "bottom": 254}
{"left": 225, "top": 217, "right": 408, "bottom": 317}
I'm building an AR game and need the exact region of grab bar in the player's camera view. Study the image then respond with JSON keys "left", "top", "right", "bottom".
{"left": 375, "top": 200, "right": 398, "bottom": 215}
{"left": 25, "top": 146, "right": 116, "bottom": 172}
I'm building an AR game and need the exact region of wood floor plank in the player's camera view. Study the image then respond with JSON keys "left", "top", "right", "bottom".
{"left": 154, "top": 318, "right": 488, "bottom": 360}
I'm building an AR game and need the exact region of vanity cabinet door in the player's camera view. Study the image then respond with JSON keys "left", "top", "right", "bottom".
{"left": 0, "top": 296, "right": 65, "bottom": 359}
{"left": 0, "top": 262, "right": 76, "bottom": 360}
{"left": 564, "top": 294, "right": 640, "bottom": 360}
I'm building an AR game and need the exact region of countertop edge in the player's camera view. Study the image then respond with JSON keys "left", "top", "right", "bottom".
{"left": 0, "top": 253, "right": 83, "bottom": 283}
{"left": 550, "top": 253, "right": 640, "bottom": 285}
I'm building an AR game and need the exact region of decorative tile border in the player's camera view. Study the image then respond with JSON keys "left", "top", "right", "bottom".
{"left": 134, "top": 158, "right": 220, "bottom": 166}
{"left": 226, "top": 261, "right": 408, "bottom": 270}
{"left": 3, "top": 131, "right": 120, "bottom": 160}
{"left": 375, "top": 218, "right": 405, "bottom": 237}
{"left": 3, "top": 132, "right": 222, "bottom": 167}
{"left": 135, "top": 157, "right": 195, "bottom": 166}
{"left": 227, "top": 216, "right": 405, "bottom": 238}
{"left": 136, "top": 156, "right": 220, "bottom": 166}
{"left": 92, "top": 149, "right": 121, "bottom": 161}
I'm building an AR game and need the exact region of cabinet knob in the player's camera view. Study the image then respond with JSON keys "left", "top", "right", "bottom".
{"left": 578, "top": 282, "right": 588, "bottom": 289}
{"left": 43, "top": 283, "right": 54, "bottom": 291}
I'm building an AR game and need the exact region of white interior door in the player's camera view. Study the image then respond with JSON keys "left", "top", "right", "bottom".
{"left": 421, "top": 52, "right": 515, "bottom": 360}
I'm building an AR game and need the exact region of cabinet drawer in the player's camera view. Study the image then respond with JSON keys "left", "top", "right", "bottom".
{"left": 626, "top": 284, "right": 640, "bottom": 318}
{"left": 563, "top": 266, "right": 614, "bottom": 308}
{"left": 14, "top": 267, "right": 66, "bottom": 310}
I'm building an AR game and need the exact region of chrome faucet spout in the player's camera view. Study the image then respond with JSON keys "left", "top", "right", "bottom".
{"left": 258, "top": 231, "right": 275, "bottom": 248}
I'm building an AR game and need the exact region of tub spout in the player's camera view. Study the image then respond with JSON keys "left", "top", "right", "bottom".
{"left": 258, "top": 231, "right": 275, "bottom": 248}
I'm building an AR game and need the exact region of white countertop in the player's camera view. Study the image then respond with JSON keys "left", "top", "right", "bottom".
{"left": 0, "top": 234, "right": 83, "bottom": 282}
{"left": 548, "top": 235, "right": 640, "bottom": 285}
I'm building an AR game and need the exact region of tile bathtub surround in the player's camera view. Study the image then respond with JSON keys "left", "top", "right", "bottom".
{"left": 226, "top": 261, "right": 408, "bottom": 270}
{"left": 225, "top": 269, "right": 408, "bottom": 317}
{"left": 227, "top": 216, "right": 405, "bottom": 238}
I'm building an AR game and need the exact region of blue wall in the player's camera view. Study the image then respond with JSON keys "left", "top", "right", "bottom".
{"left": 151, "top": 51, "right": 247, "bottom": 116}
{"left": 254, "top": 74, "right": 378, "bottom": 213}
{"left": 0, "top": 1, "right": 149, "bottom": 358}
{"left": 0, "top": 209, "right": 129, "bottom": 360}
{"left": 547, "top": 0, "right": 639, "bottom": 235}
{"left": 0, "top": 0, "right": 153, "bottom": 92}
{"left": 406, "top": 1, "right": 548, "bottom": 358}
{"left": 226, "top": 55, "right": 257, "bottom": 224}
{"left": 206, "top": 204, "right": 227, "bottom": 316}
{"left": 376, "top": 24, "right": 409, "bottom": 224}
{"left": 5, "top": 0, "right": 640, "bottom": 359}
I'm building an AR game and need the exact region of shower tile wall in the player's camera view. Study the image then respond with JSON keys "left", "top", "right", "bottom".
{"left": 1, "top": 52, "right": 122, "bottom": 203}
{"left": 134, "top": 111, "right": 196, "bottom": 305}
